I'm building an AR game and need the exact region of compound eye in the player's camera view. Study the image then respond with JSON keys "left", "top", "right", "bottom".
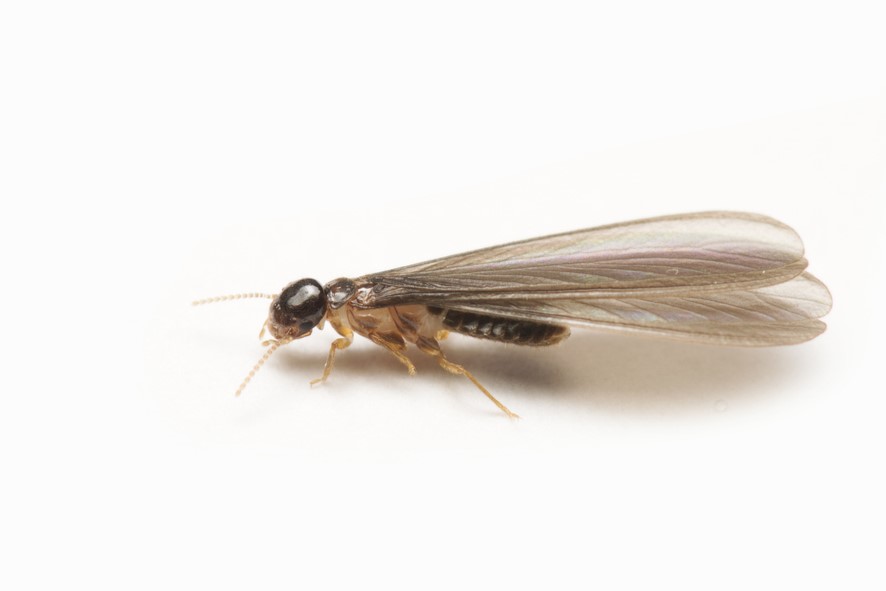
{"left": 273, "top": 278, "right": 327, "bottom": 332}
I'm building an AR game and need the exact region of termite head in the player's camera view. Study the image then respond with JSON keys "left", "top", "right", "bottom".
{"left": 268, "top": 278, "right": 327, "bottom": 340}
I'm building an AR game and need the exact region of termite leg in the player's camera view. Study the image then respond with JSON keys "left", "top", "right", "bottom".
{"left": 310, "top": 330, "right": 353, "bottom": 386}
{"left": 414, "top": 337, "right": 519, "bottom": 419}
{"left": 368, "top": 333, "right": 417, "bottom": 376}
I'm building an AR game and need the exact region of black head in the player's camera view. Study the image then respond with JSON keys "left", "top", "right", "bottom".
{"left": 268, "top": 278, "right": 327, "bottom": 340}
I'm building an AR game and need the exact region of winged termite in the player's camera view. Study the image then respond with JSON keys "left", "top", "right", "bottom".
{"left": 193, "top": 211, "right": 832, "bottom": 418}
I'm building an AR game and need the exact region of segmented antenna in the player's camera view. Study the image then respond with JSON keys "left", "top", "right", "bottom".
{"left": 235, "top": 339, "right": 293, "bottom": 397}
{"left": 191, "top": 293, "right": 276, "bottom": 306}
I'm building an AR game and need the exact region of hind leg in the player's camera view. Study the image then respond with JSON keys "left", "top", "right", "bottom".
{"left": 414, "top": 336, "right": 518, "bottom": 419}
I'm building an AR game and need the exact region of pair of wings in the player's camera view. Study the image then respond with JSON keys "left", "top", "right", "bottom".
{"left": 353, "top": 212, "right": 832, "bottom": 346}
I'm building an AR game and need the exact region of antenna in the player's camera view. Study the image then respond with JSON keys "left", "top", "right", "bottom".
{"left": 234, "top": 338, "right": 293, "bottom": 397}
{"left": 191, "top": 293, "right": 276, "bottom": 306}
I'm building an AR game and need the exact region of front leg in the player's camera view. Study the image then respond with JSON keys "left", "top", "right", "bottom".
{"left": 310, "top": 328, "right": 353, "bottom": 386}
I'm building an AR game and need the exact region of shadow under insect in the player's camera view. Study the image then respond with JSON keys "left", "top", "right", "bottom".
{"left": 275, "top": 330, "right": 812, "bottom": 416}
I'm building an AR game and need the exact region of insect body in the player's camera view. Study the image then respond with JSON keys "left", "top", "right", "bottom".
{"left": 195, "top": 212, "right": 832, "bottom": 418}
{"left": 262, "top": 278, "right": 534, "bottom": 416}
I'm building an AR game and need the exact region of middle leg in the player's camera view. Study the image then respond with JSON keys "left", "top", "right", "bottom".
{"left": 368, "top": 332, "right": 417, "bottom": 376}
{"left": 414, "top": 336, "right": 519, "bottom": 419}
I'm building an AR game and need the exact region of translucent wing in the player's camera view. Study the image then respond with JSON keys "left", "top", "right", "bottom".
{"left": 354, "top": 212, "right": 810, "bottom": 307}
{"left": 438, "top": 272, "right": 832, "bottom": 346}
{"left": 350, "top": 211, "right": 831, "bottom": 346}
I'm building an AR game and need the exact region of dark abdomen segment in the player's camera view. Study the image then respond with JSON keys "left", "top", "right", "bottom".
{"left": 428, "top": 307, "right": 569, "bottom": 346}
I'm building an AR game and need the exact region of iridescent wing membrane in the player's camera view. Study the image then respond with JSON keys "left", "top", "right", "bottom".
{"left": 353, "top": 212, "right": 831, "bottom": 345}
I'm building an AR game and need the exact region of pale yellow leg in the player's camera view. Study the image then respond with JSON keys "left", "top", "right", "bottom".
{"left": 369, "top": 333, "right": 417, "bottom": 375}
{"left": 415, "top": 337, "right": 519, "bottom": 419}
{"left": 310, "top": 334, "right": 353, "bottom": 386}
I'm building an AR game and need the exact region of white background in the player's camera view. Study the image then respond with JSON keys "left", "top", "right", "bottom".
{"left": 2, "top": 2, "right": 885, "bottom": 589}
